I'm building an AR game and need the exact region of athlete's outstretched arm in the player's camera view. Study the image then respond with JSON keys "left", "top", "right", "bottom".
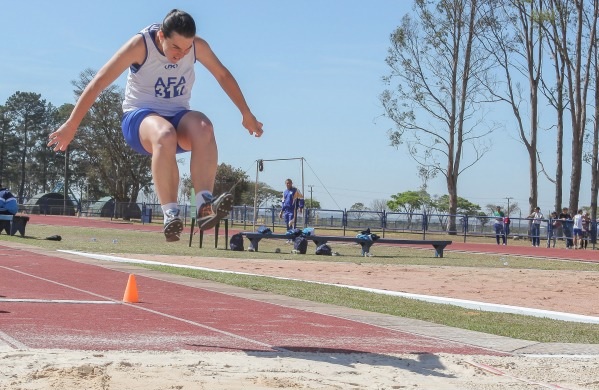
{"left": 48, "top": 35, "right": 145, "bottom": 151}
{"left": 194, "top": 37, "right": 263, "bottom": 137}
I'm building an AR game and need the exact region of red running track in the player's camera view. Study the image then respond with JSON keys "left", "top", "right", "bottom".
{"left": 0, "top": 245, "right": 502, "bottom": 355}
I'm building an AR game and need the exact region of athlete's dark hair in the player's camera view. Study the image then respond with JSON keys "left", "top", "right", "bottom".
{"left": 161, "top": 9, "right": 196, "bottom": 38}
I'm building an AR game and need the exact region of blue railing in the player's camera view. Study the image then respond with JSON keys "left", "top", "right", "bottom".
{"left": 19, "top": 200, "right": 597, "bottom": 247}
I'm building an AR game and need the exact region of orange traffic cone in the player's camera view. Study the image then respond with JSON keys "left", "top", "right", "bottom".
{"left": 123, "top": 274, "right": 139, "bottom": 303}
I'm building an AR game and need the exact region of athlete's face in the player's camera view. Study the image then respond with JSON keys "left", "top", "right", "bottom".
{"left": 157, "top": 31, "right": 194, "bottom": 63}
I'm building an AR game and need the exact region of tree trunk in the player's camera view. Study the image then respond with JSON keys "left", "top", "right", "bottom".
{"left": 447, "top": 167, "right": 458, "bottom": 235}
{"left": 554, "top": 84, "right": 564, "bottom": 213}
{"left": 528, "top": 78, "right": 538, "bottom": 211}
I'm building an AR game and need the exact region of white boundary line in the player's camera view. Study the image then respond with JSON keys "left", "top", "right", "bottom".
{"left": 60, "top": 250, "right": 599, "bottom": 325}
{"left": 0, "top": 299, "right": 118, "bottom": 304}
{"left": 0, "top": 331, "right": 29, "bottom": 350}
{"left": 465, "top": 360, "right": 572, "bottom": 389}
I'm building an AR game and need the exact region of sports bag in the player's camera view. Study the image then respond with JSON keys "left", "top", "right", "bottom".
{"left": 315, "top": 244, "right": 332, "bottom": 256}
{"left": 293, "top": 236, "right": 308, "bottom": 254}
{"left": 229, "top": 233, "right": 244, "bottom": 251}
{"left": 257, "top": 225, "right": 272, "bottom": 234}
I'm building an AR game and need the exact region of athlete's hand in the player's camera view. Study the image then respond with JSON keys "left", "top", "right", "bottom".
{"left": 243, "top": 113, "right": 263, "bottom": 138}
{"left": 48, "top": 122, "right": 77, "bottom": 152}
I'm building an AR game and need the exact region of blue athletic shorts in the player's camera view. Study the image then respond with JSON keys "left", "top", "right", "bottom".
{"left": 121, "top": 108, "right": 191, "bottom": 155}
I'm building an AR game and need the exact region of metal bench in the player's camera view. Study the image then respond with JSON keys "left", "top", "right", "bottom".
{"left": 241, "top": 232, "right": 452, "bottom": 257}
{"left": 188, "top": 218, "right": 229, "bottom": 249}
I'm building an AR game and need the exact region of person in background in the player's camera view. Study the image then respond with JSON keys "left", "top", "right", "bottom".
{"left": 492, "top": 206, "right": 506, "bottom": 245}
{"left": 279, "top": 179, "right": 304, "bottom": 230}
{"left": 547, "top": 211, "right": 559, "bottom": 248}
{"left": 581, "top": 211, "right": 591, "bottom": 249}
{"left": 559, "top": 207, "right": 573, "bottom": 249}
{"left": 0, "top": 187, "right": 18, "bottom": 215}
{"left": 572, "top": 209, "right": 584, "bottom": 250}
{"left": 527, "top": 206, "right": 544, "bottom": 247}
{"left": 503, "top": 214, "right": 511, "bottom": 239}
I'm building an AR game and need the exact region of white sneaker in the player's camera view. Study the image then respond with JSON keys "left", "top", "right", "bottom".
{"left": 163, "top": 209, "right": 183, "bottom": 242}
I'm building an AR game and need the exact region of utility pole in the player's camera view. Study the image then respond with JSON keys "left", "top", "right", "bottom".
{"left": 64, "top": 146, "right": 69, "bottom": 215}
{"left": 307, "top": 185, "right": 314, "bottom": 207}
{"left": 505, "top": 197, "right": 513, "bottom": 216}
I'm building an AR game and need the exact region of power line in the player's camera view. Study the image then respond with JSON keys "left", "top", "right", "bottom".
{"left": 303, "top": 159, "right": 343, "bottom": 210}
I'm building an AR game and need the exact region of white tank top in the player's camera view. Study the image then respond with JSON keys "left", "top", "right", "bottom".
{"left": 122, "top": 24, "right": 196, "bottom": 116}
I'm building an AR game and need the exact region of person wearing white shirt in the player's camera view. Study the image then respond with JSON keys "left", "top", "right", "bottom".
{"left": 528, "top": 207, "right": 544, "bottom": 247}
{"left": 573, "top": 209, "right": 584, "bottom": 249}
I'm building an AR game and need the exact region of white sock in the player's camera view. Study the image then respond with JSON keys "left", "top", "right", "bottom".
{"left": 161, "top": 203, "right": 178, "bottom": 223}
{"left": 196, "top": 190, "right": 212, "bottom": 209}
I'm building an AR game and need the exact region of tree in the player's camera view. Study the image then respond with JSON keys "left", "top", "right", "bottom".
{"left": 544, "top": 0, "right": 598, "bottom": 213}
{"left": 382, "top": 0, "right": 497, "bottom": 234}
{"left": 436, "top": 194, "right": 481, "bottom": 215}
{"left": 431, "top": 194, "right": 480, "bottom": 232}
{"left": 214, "top": 163, "right": 250, "bottom": 205}
{"left": 475, "top": 211, "right": 490, "bottom": 233}
{"left": 177, "top": 163, "right": 252, "bottom": 206}
{"left": 417, "top": 166, "right": 437, "bottom": 192}
{"left": 304, "top": 198, "right": 321, "bottom": 209}
{"left": 590, "top": 32, "right": 599, "bottom": 238}
{"left": 540, "top": 0, "right": 568, "bottom": 212}
{"left": 35, "top": 102, "right": 82, "bottom": 202}
{"left": 387, "top": 190, "right": 426, "bottom": 227}
{"left": 179, "top": 173, "right": 193, "bottom": 205}
{"left": 369, "top": 199, "right": 389, "bottom": 212}
{"left": 485, "top": 202, "right": 520, "bottom": 216}
{"left": 387, "top": 191, "right": 424, "bottom": 214}
{"left": 73, "top": 69, "right": 153, "bottom": 206}
{"left": 0, "top": 105, "right": 19, "bottom": 190}
{"left": 483, "top": 0, "right": 546, "bottom": 212}
{"left": 4, "top": 91, "right": 48, "bottom": 202}
{"left": 304, "top": 198, "right": 321, "bottom": 221}
{"left": 349, "top": 202, "right": 369, "bottom": 219}
{"left": 240, "top": 181, "right": 280, "bottom": 207}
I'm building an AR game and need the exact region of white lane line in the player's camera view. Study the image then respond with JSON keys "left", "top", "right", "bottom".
{"left": 59, "top": 250, "right": 599, "bottom": 325}
{"left": 0, "top": 299, "right": 118, "bottom": 304}
{"left": 0, "top": 265, "right": 279, "bottom": 351}
{"left": 0, "top": 331, "right": 29, "bottom": 350}
{"left": 465, "top": 360, "right": 573, "bottom": 389}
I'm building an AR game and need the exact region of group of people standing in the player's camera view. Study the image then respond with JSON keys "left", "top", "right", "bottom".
{"left": 546, "top": 207, "right": 592, "bottom": 249}
{"left": 493, "top": 205, "right": 593, "bottom": 249}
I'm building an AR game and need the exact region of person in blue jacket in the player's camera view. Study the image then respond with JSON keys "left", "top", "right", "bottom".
{"left": 0, "top": 187, "right": 18, "bottom": 215}
{"left": 279, "top": 179, "right": 304, "bottom": 229}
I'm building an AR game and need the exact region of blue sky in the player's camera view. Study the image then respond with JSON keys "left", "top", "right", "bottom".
{"left": 0, "top": 1, "right": 585, "bottom": 214}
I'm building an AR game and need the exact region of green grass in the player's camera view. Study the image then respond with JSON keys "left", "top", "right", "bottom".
{"left": 3, "top": 222, "right": 599, "bottom": 344}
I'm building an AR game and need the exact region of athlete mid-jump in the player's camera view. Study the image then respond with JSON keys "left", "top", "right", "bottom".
{"left": 49, "top": 9, "right": 263, "bottom": 242}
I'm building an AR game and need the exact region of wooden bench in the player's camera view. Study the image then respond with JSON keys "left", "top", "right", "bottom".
{"left": 0, "top": 214, "right": 29, "bottom": 237}
{"left": 241, "top": 232, "right": 452, "bottom": 258}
